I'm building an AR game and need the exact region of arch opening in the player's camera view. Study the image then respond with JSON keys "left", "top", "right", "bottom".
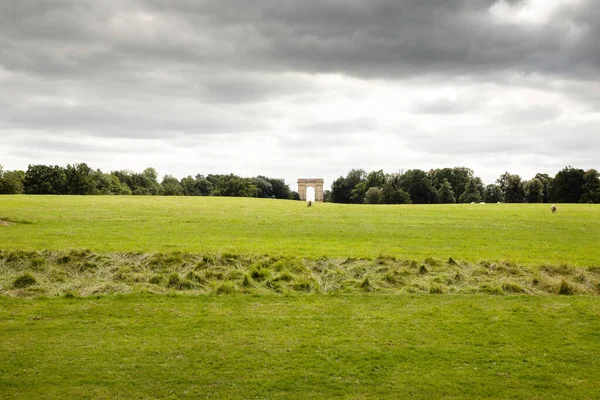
{"left": 306, "top": 187, "right": 315, "bottom": 202}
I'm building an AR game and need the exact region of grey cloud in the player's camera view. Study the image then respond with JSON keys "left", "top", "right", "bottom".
{"left": 302, "top": 118, "right": 379, "bottom": 134}
{"left": 410, "top": 98, "right": 467, "bottom": 115}
{"left": 3, "top": 98, "right": 269, "bottom": 139}
{"left": 2, "top": 0, "right": 599, "bottom": 85}
{"left": 496, "top": 104, "right": 563, "bottom": 124}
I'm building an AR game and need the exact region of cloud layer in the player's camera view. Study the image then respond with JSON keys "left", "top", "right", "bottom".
{"left": 1, "top": 0, "right": 598, "bottom": 187}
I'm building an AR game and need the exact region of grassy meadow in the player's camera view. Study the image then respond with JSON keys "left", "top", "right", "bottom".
{"left": 1, "top": 195, "right": 599, "bottom": 265}
{"left": 2, "top": 195, "right": 600, "bottom": 399}
{"left": 2, "top": 295, "right": 600, "bottom": 399}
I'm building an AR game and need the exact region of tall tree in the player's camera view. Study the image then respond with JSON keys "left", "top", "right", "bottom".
{"left": 581, "top": 169, "right": 600, "bottom": 203}
{"left": 213, "top": 174, "right": 258, "bottom": 197}
{"left": 552, "top": 166, "right": 585, "bottom": 203}
{"left": 331, "top": 169, "right": 366, "bottom": 204}
{"left": 458, "top": 179, "right": 482, "bottom": 203}
{"left": 65, "top": 163, "right": 94, "bottom": 195}
{"left": 533, "top": 173, "right": 552, "bottom": 203}
{"left": 24, "top": 165, "right": 67, "bottom": 194}
{"left": 251, "top": 177, "right": 273, "bottom": 198}
{"left": 483, "top": 184, "right": 503, "bottom": 203}
{"left": 437, "top": 179, "right": 456, "bottom": 204}
{"left": 525, "top": 178, "right": 544, "bottom": 203}
{"left": 398, "top": 169, "right": 437, "bottom": 204}
{"left": 0, "top": 167, "right": 25, "bottom": 194}
{"left": 160, "top": 175, "right": 184, "bottom": 196}
{"left": 497, "top": 172, "right": 526, "bottom": 203}
{"left": 429, "top": 167, "right": 474, "bottom": 200}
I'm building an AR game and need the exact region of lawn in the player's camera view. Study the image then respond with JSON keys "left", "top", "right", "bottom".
{"left": 1, "top": 195, "right": 599, "bottom": 266}
{"left": 1, "top": 294, "right": 599, "bottom": 399}
{"left": 2, "top": 196, "right": 599, "bottom": 399}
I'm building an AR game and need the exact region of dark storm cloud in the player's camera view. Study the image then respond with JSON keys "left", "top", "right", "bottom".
{"left": 2, "top": 0, "right": 598, "bottom": 83}
{"left": 0, "top": 0, "right": 598, "bottom": 185}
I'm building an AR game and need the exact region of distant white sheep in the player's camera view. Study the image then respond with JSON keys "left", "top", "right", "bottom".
{"left": 551, "top": 204, "right": 557, "bottom": 213}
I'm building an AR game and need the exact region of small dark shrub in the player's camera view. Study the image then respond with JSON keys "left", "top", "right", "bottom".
{"left": 418, "top": 265, "right": 428, "bottom": 275}
{"left": 13, "top": 273, "right": 37, "bottom": 288}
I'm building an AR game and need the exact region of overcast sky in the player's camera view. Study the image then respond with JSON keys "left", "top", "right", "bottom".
{"left": 1, "top": 0, "right": 599, "bottom": 189}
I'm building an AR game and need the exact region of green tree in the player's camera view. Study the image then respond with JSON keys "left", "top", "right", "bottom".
{"left": 381, "top": 179, "right": 412, "bottom": 204}
{"left": 581, "top": 169, "right": 600, "bottom": 203}
{"left": 458, "top": 179, "right": 482, "bottom": 203}
{"left": 331, "top": 169, "right": 366, "bottom": 204}
{"left": 483, "top": 184, "right": 503, "bottom": 203}
{"left": 364, "top": 187, "right": 383, "bottom": 204}
{"left": 160, "top": 175, "right": 184, "bottom": 196}
{"left": 525, "top": 178, "right": 543, "bottom": 203}
{"left": 436, "top": 179, "right": 456, "bottom": 204}
{"left": 259, "top": 176, "right": 292, "bottom": 200}
{"left": 92, "top": 171, "right": 131, "bottom": 195}
{"left": 65, "top": 163, "right": 94, "bottom": 195}
{"left": 251, "top": 177, "right": 273, "bottom": 198}
{"left": 399, "top": 169, "right": 437, "bottom": 204}
{"left": 497, "top": 172, "right": 526, "bottom": 203}
{"left": 552, "top": 166, "right": 585, "bottom": 203}
{"left": 0, "top": 167, "right": 25, "bottom": 194}
{"left": 213, "top": 174, "right": 258, "bottom": 197}
{"left": 24, "top": 165, "right": 67, "bottom": 194}
{"left": 429, "top": 167, "right": 474, "bottom": 200}
{"left": 534, "top": 173, "right": 553, "bottom": 203}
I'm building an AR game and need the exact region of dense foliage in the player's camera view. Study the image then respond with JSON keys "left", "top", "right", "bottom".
{"left": 1, "top": 163, "right": 599, "bottom": 203}
{"left": 329, "top": 166, "right": 600, "bottom": 204}
{"left": 0, "top": 164, "right": 298, "bottom": 199}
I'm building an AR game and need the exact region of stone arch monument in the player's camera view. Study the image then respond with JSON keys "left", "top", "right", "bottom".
{"left": 297, "top": 178, "right": 324, "bottom": 202}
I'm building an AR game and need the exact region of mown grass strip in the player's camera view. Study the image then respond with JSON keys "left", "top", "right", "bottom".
{"left": 1, "top": 295, "right": 599, "bottom": 399}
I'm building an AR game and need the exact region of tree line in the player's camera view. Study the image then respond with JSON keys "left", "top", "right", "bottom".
{"left": 0, "top": 163, "right": 299, "bottom": 200}
{"left": 326, "top": 166, "right": 600, "bottom": 204}
{"left": 1, "top": 163, "right": 599, "bottom": 204}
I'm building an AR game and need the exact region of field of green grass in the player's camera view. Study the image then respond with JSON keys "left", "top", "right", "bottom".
{"left": 1, "top": 195, "right": 599, "bottom": 265}
{"left": 2, "top": 295, "right": 600, "bottom": 399}
{"left": 2, "top": 195, "right": 600, "bottom": 399}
